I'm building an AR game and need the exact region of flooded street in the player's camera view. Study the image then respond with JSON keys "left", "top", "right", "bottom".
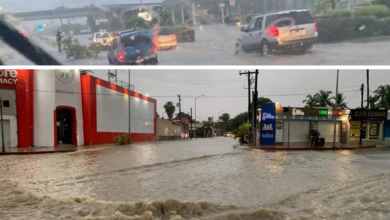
{"left": 4, "top": 24, "right": 390, "bottom": 65}
{"left": 1, "top": 137, "right": 390, "bottom": 219}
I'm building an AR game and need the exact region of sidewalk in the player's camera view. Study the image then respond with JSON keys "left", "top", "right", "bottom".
{"left": 239, "top": 142, "right": 376, "bottom": 151}
{"left": 0, "top": 145, "right": 77, "bottom": 156}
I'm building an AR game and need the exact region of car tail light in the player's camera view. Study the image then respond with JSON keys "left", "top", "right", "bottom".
{"left": 152, "top": 37, "right": 157, "bottom": 43}
{"left": 118, "top": 50, "right": 125, "bottom": 62}
{"left": 152, "top": 43, "right": 157, "bottom": 52}
{"left": 174, "top": 33, "right": 177, "bottom": 39}
{"left": 314, "top": 23, "right": 318, "bottom": 32}
{"left": 267, "top": 25, "right": 279, "bottom": 38}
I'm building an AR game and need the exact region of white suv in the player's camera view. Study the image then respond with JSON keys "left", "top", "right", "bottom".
{"left": 236, "top": 10, "right": 318, "bottom": 56}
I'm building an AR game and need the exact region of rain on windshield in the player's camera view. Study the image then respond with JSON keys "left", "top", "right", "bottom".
{"left": 1, "top": 0, "right": 390, "bottom": 65}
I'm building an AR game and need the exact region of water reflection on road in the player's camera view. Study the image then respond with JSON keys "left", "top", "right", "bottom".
{"left": 1, "top": 138, "right": 390, "bottom": 208}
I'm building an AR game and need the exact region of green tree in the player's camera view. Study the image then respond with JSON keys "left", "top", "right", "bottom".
{"left": 228, "top": 112, "right": 248, "bottom": 132}
{"left": 315, "top": 90, "right": 333, "bottom": 107}
{"left": 367, "top": 95, "right": 380, "bottom": 109}
{"left": 219, "top": 113, "right": 230, "bottom": 122}
{"left": 250, "top": 97, "right": 273, "bottom": 109}
{"left": 164, "top": 101, "right": 176, "bottom": 119}
{"left": 332, "top": 93, "right": 348, "bottom": 109}
{"left": 373, "top": 85, "right": 390, "bottom": 108}
{"left": 302, "top": 94, "right": 318, "bottom": 108}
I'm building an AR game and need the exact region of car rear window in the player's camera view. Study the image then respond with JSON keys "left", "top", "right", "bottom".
{"left": 120, "top": 34, "right": 151, "bottom": 47}
{"left": 96, "top": 33, "right": 110, "bottom": 38}
{"left": 159, "top": 28, "right": 174, "bottom": 36}
{"left": 265, "top": 11, "right": 314, "bottom": 28}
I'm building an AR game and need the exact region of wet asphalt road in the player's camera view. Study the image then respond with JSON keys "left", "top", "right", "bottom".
{"left": 3, "top": 24, "right": 390, "bottom": 65}
{"left": 2, "top": 137, "right": 390, "bottom": 208}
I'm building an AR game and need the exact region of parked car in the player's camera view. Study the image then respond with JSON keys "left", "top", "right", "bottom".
{"left": 236, "top": 9, "right": 318, "bottom": 56}
{"left": 107, "top": 29, "right": 158, "bottom": 65}
{"left": 90, "top": 32, "right": 111, "bottom": 47}
{"left": 155, "top": 27, "right": 177, "bottom": 50}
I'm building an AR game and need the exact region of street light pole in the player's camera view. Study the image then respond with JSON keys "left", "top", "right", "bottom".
{"left": 195, "top": 94, "right": 204, "bottom": 138}
{"left": 333, "top": 70, "right": 339, "bottom": 148}
{"left": 0, "top": 98, "right": 5, "bottom": 153}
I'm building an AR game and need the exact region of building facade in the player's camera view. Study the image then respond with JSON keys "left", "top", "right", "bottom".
{"left": 0, "top": 69, "right": 157, "bottom": 148}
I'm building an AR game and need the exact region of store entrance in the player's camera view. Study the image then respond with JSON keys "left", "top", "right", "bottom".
{"left": 56, "top": 108, "right": 73, "bottom": 145}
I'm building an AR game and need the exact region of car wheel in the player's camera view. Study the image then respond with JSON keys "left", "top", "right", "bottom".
{"left": 235, "top": 40, "right": 243, "bottom": 55}
{"left": 149, "top": 56, "right": 158, "bottom": 65}
{"left": 260, "top": 40, "right": 269, "bottom": 56}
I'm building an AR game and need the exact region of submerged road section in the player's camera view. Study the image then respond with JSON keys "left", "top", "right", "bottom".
{"left": 1, "top": 137, "right": 390, "bottom": 219}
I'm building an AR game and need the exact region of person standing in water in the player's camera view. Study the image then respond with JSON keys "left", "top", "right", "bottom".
{"left": 56, "top": 30, "right": 63, "bottom": 52}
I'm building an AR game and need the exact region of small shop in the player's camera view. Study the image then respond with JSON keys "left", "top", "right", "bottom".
{"left": 349, "top": 109, "right": 388, "bottom": 145}
{"left": 260, "top": 103, "right": 349, "bottom": 146}
{"left": 385, "top": 110, "right": 390, "bottom": 141}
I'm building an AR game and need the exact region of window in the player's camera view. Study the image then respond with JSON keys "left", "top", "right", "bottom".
{"left": 254, "top": 17, "right": 264, "bottom": 30}
{"left": 0, "top": 100, "right": 10, "bottom": 107}
{"left": 247, "top": 18, "right": 257, "bottom": 31}
{"left": 265, "top": 11, "right": 314, "bottom": 28}
{"left": 121, "top": 34, "right": 151, "bottom": 47}
{"left": 95, "top": 33, "right": 110, "bottom": 38}
{"left": 159, "top": 28, "right": 174, "bottom": 36}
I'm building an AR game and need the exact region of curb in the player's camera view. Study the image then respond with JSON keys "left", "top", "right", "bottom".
{"left": 0, "top": 149, "right": 77, "bottom": 156}
{"left": 256, "top": 145, "right": 376, "bottom": 151}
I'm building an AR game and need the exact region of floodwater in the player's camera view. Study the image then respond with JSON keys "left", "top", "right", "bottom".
{"left": 1, "top": 137, "right": 390, "bottom": 219}
{"left": 4, "top": 24, "right": 390, "bottom": 65}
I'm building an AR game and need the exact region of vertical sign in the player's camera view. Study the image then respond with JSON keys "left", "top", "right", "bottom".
{"left": 275, "top": 120, "right": 283, "bottom": 143}
{"left": 260, "top": 103, "right": 276, "bottom": 146}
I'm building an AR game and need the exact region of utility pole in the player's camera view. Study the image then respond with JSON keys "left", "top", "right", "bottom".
{"left": 333, "top": 70, "right": 339, "bottom": 148}
{"left": 254, "top": 69, "right": 259, "bottom": 146}
{"left": 239, "top": 70, "right": 258, "bottom": 145}
{"left": 288, "top": 106, "right": 290, "bottom": 148}
{"left": 0, "top": 98, "right": 5, "bottom": 153}
{"left": 367, "top": 69, "right": 370, "bottom": 109}
{"left": 191, "top": 108, "right": 193, "bottom": 139}
{"left": 128, "top": 70, "right": 131, "bottom": 136}
{"left": 177, "top": 94, "right": 181, "bottom": 118}
{"left": 239, "top": 71, "right": 252, "bottom": 124}
{"left": 360, "top": 83, "right": 364, "bottom": 146}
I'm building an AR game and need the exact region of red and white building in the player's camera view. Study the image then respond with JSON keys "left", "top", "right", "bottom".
{"left": 0, "top": 69, "right": 157, "bottom": 148}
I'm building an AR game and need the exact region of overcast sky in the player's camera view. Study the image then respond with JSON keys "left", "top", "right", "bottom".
{"left": 90, "top": 69, "right": 389, "bottom": 122}
{"left": 1, "top": 0, "right": 162, "bottom": 12}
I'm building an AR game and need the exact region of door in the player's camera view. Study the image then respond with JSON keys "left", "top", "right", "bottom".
{"left": 56, "top": 108, "right": 73, "bottom": 145}
{"left": 283, "top": 120, "right": 310, "bottom": 142}
{"left": 249, "top": 16, "right": 264, "bottom": 49}
{"left": 318, "top": 121, "right": 341, "bottom": 143}
{"left": 241, "top": 18, "right": 257, "bottom": 49}
{"left": 0, "top": 120, "right": 11, "bottom": 148}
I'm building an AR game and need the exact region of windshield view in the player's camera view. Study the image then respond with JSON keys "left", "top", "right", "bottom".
{"left": 1, "top": 0, "right": 390, "bottom": 65}
{"left": 1, "top": 69, "right": 390, "bottom": 219}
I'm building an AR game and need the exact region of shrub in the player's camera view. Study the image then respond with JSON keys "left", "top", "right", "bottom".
{"left": 316, "top": 16, "right": 384, "bottom": 42}
{"left": 330, "top": 9, "right": 351, "bottom": 17}
{"left": 173, "top": 25, "right": 195, "bottom": 42}
{"left": 64, "top": 37, "right": 105, "bottom": 59}
{"left": 355, "top": 5, "right": 390, "bottom": 18}
{"left": 381, "top": 17, "right": 390, "bottom": 34}
{"left": 115, "top": 134, "right": 131, "bottom": 145}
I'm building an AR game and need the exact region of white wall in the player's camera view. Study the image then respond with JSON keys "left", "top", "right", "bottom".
{"left": 34, "top": 70, "right": 56, "bottom": 147}
{"left": 0, "top": 116, "right": 18, "bottom": 148}
{"left": 318, "top": 121, "right": 341, "bottom": 142}
{"left": 96, "top": 85, "right": 154, "bottom": 134}
{"left": 34, "top": 70, "right": 84, "bottom": 147}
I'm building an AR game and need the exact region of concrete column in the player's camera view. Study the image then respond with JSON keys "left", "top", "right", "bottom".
{"left": 192, "top": 2, "right": 197, "bottom": 25}
{"left": 181, "top": 5, "right": 185, "bottom": 24}
{"left": 172, "top": 7, "right": 175, "bottom": 25}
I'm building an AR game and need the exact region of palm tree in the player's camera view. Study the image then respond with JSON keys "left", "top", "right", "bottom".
{"left": 332, "top": 93, "right": 348, "bottom": 109}
{"left": 367, "top": 95, "right": 380, "bottom": 109}
{"left": 315, "top": 90, "right": 333, "bottom": 107}
{"left": 302, "top": 94, "right": 318, "bottom": 108}
{"left": 373, "top": 85, "right": 390, "bottom": 109}
{"left": 163, "top": 101, "right": 175, "bottom": 119}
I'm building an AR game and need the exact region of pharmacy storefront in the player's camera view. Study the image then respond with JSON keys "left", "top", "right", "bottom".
{"left": 349, "top": 109, "right": 387, "bottom": 145}
{"left": 0, "top": 69, "right": 157, "bottom": 148}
